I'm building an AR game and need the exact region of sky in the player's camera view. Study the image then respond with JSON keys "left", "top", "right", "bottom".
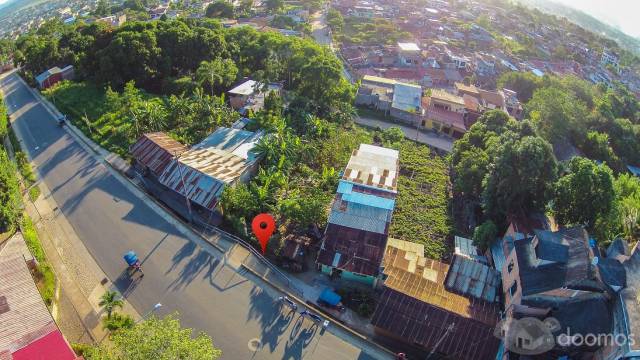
{"left": 551, "top": 0, "right": 640, "bottom": 38}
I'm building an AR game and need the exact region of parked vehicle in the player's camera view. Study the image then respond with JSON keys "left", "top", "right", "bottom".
{"left": 123, "top": 250, "right": 144, "bottom": 277}
{"left": 317, "top": 288, "right": 346, "bottom": 312}
{"left": 278, "top": 296, "right": 298, "bottom": 311}
{"left": 300, "top": 310, "right": 323, "bottom": 323}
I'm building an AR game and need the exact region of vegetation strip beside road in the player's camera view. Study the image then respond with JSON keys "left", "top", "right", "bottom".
{"left": 0, "top": 93, "right": 55, "bottom": 307}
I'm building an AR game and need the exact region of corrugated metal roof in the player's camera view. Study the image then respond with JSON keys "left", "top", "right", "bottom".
{"left": 454, "top": 236, "right": 488, "bottom": 264}
{"left": 371, "top": 287, "right": 500, "bottom": 360}
{"left": 193, "top": 127, "right": 262, "bottom": 163}
{"left": 327, "top": 199, "right": 392, "bottom": 234}
{"left": 343, "top": 144, "right": 399, "bottom": 192}
{"left": 361, "top": 75, "right": 397, "bottom": 87}
{"left": 158, "top": 155, "right": 227, "bottom": 211}
{"left": 445, "top": 254, "right": 500, "bottom": 303}
{"left": 381, "top": 246, "right": 499, "bottom": 325}
{"left": 316, "top": 223, "right": 388, "bottom": 276}
{"left": 130, "top": 132, "right": 188, "bottom": 176}
{"left": 157, "top": 127, "right": 263, "bottom": 211}
{"left": 0, "top": 256, "right": 58, "bottom": 353}
{"left": 490, "top": 237, "right": 506, "bottom": 274}
{"left": 228, "top": 80, "right": 258, "bottom": 95}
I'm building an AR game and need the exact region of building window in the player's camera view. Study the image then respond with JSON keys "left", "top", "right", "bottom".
{"left": 507, "top": 261, "right": 514, "bottom": 273}
{"left": 509, "top": 281, "right": 518, "bottom": 297}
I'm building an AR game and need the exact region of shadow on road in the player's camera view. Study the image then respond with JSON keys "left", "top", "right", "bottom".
{"left": 165, "top": 248, "right": 222, "bottom": 292}
{"left": 113, "top": 268, "right": 143, "bottom": 297}
{"left": 282, "top": 317, "right": 318, "bottom": 360}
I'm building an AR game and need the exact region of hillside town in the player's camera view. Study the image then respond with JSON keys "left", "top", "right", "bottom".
{"left": 2, "top": 0, "right": 640, "bottom": 359}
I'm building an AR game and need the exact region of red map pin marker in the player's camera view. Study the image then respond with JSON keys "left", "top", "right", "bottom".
{"left": 252, "top": 213, "right": 275, "bottom": 254}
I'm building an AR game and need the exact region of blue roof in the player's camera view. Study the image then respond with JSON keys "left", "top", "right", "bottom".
{"left": 490, "top": 237, "right": 506, "bottom": 273}
{"left": 328, "top": 202, "right": 391, "bottom": 234}
{"left": 336, "top": 180, "right": 395, "bottom": 210}
{"left": 628, "top": 165, "right": 640, "bottom": 177}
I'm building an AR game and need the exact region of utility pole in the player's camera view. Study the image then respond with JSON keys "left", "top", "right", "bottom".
{"left": 426, "top": 322, "right": 455, "bottom": 360}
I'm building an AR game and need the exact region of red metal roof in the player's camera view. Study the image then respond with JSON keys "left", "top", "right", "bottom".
{"left": 130, "top": 133, "right": 188, "bottom": 176}
{"left": 11, "top": 326, "right": 78, "bottom": 360}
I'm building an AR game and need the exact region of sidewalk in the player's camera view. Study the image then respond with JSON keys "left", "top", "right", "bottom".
{"left": 22, "top": 181, "right": 143, "bottom": 342}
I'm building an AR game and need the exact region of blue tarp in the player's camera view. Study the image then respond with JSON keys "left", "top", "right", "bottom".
{"left": 319, "top": 288, "right": 341, "bottom": 306}
{"left": 124, "top": 251, "right": 138, "bottom": 266}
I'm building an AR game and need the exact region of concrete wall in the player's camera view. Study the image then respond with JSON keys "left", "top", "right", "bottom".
{"left": 320, "top": 264, "right": 375, "bottom": 286}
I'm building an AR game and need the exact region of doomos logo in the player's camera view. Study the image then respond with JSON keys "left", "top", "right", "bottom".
{"left": 494, "top": 317, "right": 560, "bottom": 355}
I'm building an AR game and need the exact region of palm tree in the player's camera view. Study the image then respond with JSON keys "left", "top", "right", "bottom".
{"left": 99, "top": 290, "right": 124, "bottom": 319}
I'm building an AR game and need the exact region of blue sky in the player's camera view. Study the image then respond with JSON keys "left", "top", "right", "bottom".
{"left": 551, "top": 0, "right": 640, "bottom": 38}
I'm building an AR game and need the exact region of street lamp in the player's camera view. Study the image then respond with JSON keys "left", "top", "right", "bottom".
{"left": 137, "top": 303, "right": 163, "bottom": 323}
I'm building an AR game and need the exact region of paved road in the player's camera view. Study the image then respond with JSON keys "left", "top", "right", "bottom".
{"left": 310, "top": 9, "right": 354, "bottom": 83}
{"left": 1, "top": 72, "right": 387, "bottom": 360}
{"left": 354, "top": 116, "right": 453, "bottom": 153}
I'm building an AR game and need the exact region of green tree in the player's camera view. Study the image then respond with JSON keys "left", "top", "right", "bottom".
{"left": 102, "top": 312, "right": 135, "bottom": 332}
{"left": 205, "top": 0, "right": 235, "bottom": 19}
{"left": 87, "top": 313, "right": 222, "bottom": 360}
{"left": 195, "top": 58, "right": 238, "bottom": 96}
{"left": 326, "top": 8, "right": 344, "bottom": 32}
{"left": 483, "top": 136, "right": 558, "bottom": 222}
{"left": 497, "top": 71, "right": 543, "bottom": 102}
{"left": 553, "top": 157, "right": 615, "bottom": 231}
{"left": 0, "top": 148, "right": 21, "bottom": 232}
{"left": 381, "top": 127, "right": 404, "bottom": 144}
{"left": 526, "top": 87, "right": 588, "bottom": 143}
{"left": 219, "top": 183, "right": 259, "bottom": 221}
{"left": 99, "top": 290, "right": 124, "bottom": 319}
{"left": 265, "top": 0, "right": 284, "bottom": 13}
{"left": 473, "top": 220, "right": 497, "bottom": 251}
{"left": 0, "top": 94, "right": 7, "bottom": 138}
{"left": 94, "top": 0, "right": 111, "bottom": 16}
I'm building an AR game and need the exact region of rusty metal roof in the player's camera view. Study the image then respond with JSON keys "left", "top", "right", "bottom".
{"left": 316, "top": 223, "right": 388, "bottom": 277}
{"left": 157, "top": 127, "right": 263, "bottom": 211}
{"left": 381, "top": 246, "right": 499, "bottom": 326}
{"left": 371, "top": 287, "right": 500, "bottom": 360}
{"left": 130, "top": 133, "right": 188, "bottom": 176}
{"left": 371, "top": 244, "right": 501, "bottom": 359}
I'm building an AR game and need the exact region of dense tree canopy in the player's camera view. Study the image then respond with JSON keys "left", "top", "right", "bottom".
{"left": 15, "top": 18, "right": 354, "bottom": 119}
{"left": 86, "top": 314, "right": 221, "bottom": 360}
{"left": 205, "top": 1, "right": 235, "bottom": 19}
{"left": 553, "top": 157, "right": 615, "bottom": 232}
{"left": 452, "top": 110, "right": 557, "bottom": 231}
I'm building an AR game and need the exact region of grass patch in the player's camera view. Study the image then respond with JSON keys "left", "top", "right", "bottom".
{"left": 42, "top": 81, "right": 132, "bottom": 157}
{"left": 22, "top": 215, "right": 45, "bottom": 262}
{"left": 355, "top": 106, "right": 393, "bottom": 122}
{"left": 29, "top": 186, "right": 41, "bottom": 202}
{"left": 21, "top": 215, "right": 56, "bottom": 306}
{"left": 388, "top": 141, "right": 452, "bottom": 259}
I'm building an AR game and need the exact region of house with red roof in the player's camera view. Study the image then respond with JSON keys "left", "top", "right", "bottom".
{"left": 0, "top": 255, "right": 78, "bottom": 360}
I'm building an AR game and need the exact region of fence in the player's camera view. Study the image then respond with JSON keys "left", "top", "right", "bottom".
{"left": 197, "top": 221, "right": 305, "bottom": 298}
